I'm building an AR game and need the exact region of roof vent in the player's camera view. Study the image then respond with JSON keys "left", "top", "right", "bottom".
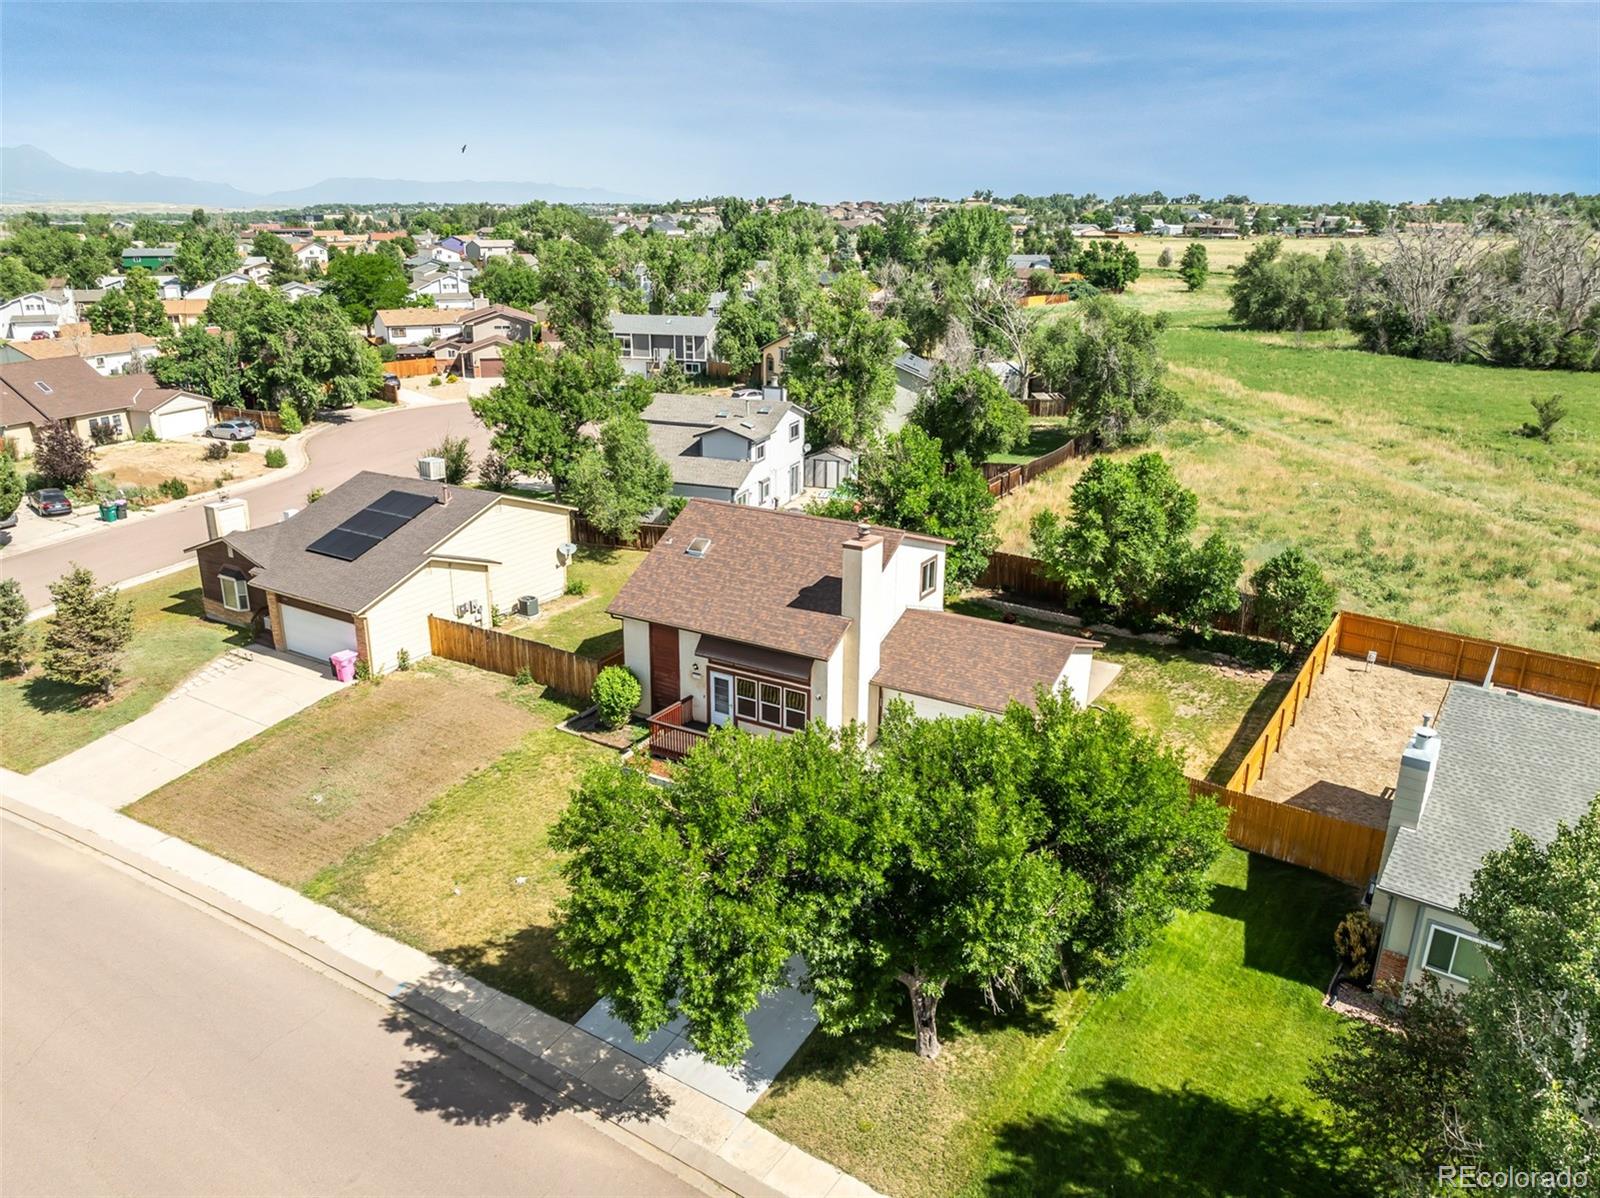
{"left": 33, "top": 381, "right": 52, "bottom": 394}
{"left": 740, "top": 420, "right": 754, "bottom": 429}
{"left": 858, "top": 521, "right": 871, "bottom": 539}
{"left": 715, "top": 409, "right": 729, "bottom": 419}
{"left": 757, "top": 405, "right": 771, "bottom": 415}
{"left": 685, "top": 536, "right": 712, "bottom": 558}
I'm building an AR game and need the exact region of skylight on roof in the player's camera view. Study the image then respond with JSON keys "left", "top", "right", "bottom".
{"left": 33, "top": 381, "right": 52, "bottom": 394}
{"left": 685, "top": 536, "right": 712, "bottom": 558}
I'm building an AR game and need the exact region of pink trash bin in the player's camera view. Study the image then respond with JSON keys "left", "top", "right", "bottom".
{"left": 329, "top": 650, "right": 359, "bottom": 682}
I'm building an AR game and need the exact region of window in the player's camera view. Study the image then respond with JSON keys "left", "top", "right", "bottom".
{"left": 789, "top": 421, "right": 801, "bottom": 441}
{"left": 789, "top": 463, "right": 801, "bottom": 494}
{"left": 754, "top": 441, "right": 766, "bottom": 462}
{"left": 734, "top": 491, "right": 749, "bottom": 505}
{"left": 758, "top": 478, "right": 771, "bottom": 504}
{"left": 735, "top": 677, "right": 758, "bottom": 720}
{"left": 759, "top": 682, "right": 782, "bottom": 726}
{"left": 1423, "top": 925, "right": 1491, "bottom": 983}
{"left": 920, "top": 557, "right": 938, "bottom": 598}
{"left": 784, "top": 689, "right": 807, "bottom": 730}
{"left": 219, "top": 574, "right": 250, "bottom": 612}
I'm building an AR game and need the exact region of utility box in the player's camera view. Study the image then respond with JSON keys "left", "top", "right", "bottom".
{"left": 204, "top": 497, "right": 250, "bottom": 540}
{"left": 519, "top": 595, "right": 540, "bottom": 617}
{"left": 417, "top": 456, "right": 446, "bottom": 481}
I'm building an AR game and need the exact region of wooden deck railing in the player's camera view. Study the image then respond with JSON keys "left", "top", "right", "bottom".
{"left": 647, "top": 696, "right": 708, "bottom": 760}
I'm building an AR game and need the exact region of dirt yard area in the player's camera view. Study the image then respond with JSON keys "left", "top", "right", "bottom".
{"left": 1252, "top": 658, "right": 1450, "bottom": 828}
{"left": 97, "top": 438, "right": 269, "bottom": 494}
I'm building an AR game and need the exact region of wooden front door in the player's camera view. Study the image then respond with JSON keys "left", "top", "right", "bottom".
{"left": 648, "top": 623, "right": 680, "bottom": 712}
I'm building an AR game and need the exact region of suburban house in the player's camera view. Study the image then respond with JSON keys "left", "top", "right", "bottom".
{"left": 1187, "top": 217, "right": 1240, "bottom": 238}
{"left": 608, "top": 500, "right": 1098, "bottom": 748}
{"left": 408, "top": 268, "right": 477, "bottom": 309}
{"left": 464, "top": 237, "right": 515, "bottom": 262}
{"left": 0, "top": 357, "right": 214, "bottom": 455}
{"left": 757, "top": 334, "right": 793, "bottom": 387}
{"left": 120, "top": 245, "right": 178, "bottom": 271}
{"left": 611, "top": 312, "right": 717, "bottom": 376}
{"left": 0, "top": 289, "right": 78, "bottom": 340}
{"left": 291, "top": 241, "right": 330, "bottom": 272}
{"left": 430, "top": 304, "right": 542, "bottom": 378}
{"left": 373, "top": 308, "right": 466, "bottom": 346}
{"left": 188, "top": 471, "right": 575, "bottom": 672}
{"left": 638, "top": 391, "right": 807, "bottom": 506}
{"left": 1007, "top": 252, "right": 1053, "bottom": 275}
{"left": 162, "top": 298, "right": 209, "bottom": 331}
{"left": 99, "top": 273, "right": 185, "bottom": 299}
{"left": 186, "top": 272, "right": 257, "bottom": 300}
{"left": 1, "top": 330, "right": 161, "bottom": 376}
{"left": 277, "top": 281, "right": 324, "bottom": 302}
{"left": 1370, "top": 684, "right": 1599, "bottom": 994}
{"left": 238, "top": 257, "right": 274, "bottom": 284}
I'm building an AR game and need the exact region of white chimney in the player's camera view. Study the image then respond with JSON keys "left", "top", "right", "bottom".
{"left": 203, "top": 498, "right": 249, "bottom": 540}
{"left": 279, "top": 508, "right": 299, "bottom": 523}
{"left": 840, "top": 528, "right": 884, "bottom": 730}
{"left": 1380, "top": 716, "right": 1442, "bottom": 867}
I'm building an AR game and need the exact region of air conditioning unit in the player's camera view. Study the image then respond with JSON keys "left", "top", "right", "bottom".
{"left": 518, "top": 595, "right": 540, "bottom": 617}
{"left": 417, "top": 456, "right": 446, "bottom": 481}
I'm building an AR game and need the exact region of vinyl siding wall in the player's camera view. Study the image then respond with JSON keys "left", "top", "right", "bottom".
{"left": 362, "top": 561, "right": 490, "bottom": 672}
{"left": 435, "top": 499, "right": 570, "bottom": 612}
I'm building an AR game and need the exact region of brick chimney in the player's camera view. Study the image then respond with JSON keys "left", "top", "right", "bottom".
{"left": 840, "top": 526, "right": 883, "bottom": 730}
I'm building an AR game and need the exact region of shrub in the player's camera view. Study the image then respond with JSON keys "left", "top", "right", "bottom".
{"left": 513, "top": 666, "right": 533, "bottom": 687}
{"left": 278, "top": 406, "right": 304, "bottom": 434}
{"left": 428, "top": 375, "right": 442, "bottom": 387}
{"left": 158, "top": 477, "right": 189, "bottom": 500}
{"left": 204, "top": 440, "right": 230, "bottom": 461}
{"left": 0, "top": 451, "right": 22, "bottom": 522}
{"left": 1516, "top": 393, "right": 1567, "bottom": 442}
{"left": 136, "top": 427, "right": 159, "bottom": 443}
{"left": 89, "top": 422, "right": 119, "bottom": 447}
{"left": 1250, "top": 548, "right": 1337, "bottom": 651}
{"left": 490, "top": 603, "right": 505, "bottom": 628}
{"left": 34, "top": 420, "right": 95, "bottom": 488}
{"left": 306, "top": 486, "right": 324, "bottom": 504}
{"left": 353, "top": 656, "right": 375, "bottom": 683}
{"left": 445, "top": 372, "right": 460, "bottom": 384}
{"left": 477, "top": 449, "right": 514, "bottom": 490}
{"left": 1156, "top": 247, "right": 1173, "bottom": 268}
{"left": 230, "top": 440, "right": 250, "bottom": 454}
{"left": 394, "top": 647, "right": 411, "bottom": 671}
{"left": 1334, "top": 909, "right": 1380, "bottom": 984}
{"left": 592, "top": 665, "right": 641, "bottom": 729}
{"left": 565, "top": 578, "right": 589, "bottom": 597}
{"left": 264, "top": 446, "right": 287, "bottom": 469}
{"left": 428, "top": 434, "right": 473, "bottom": 485}
{"left": 0, "top": 577, "right": 29, "bottom": 676}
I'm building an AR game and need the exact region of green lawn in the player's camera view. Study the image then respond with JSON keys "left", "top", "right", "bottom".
{"left": 750, "top": 848, "right": 1360, "bottom": 1198}
{"left": 947, "top": 598, "right": 1286, "bottom": 779}
{"left": 510, "top": 546, "right": 645, "bottom": 659}
{"left": 0, "top": 568, "right": 247, "bottom": 773}
{"left": 1006, "top": 278, "right": 1600, "bottom": 657}
{"left": 987, "top": 419, "right": 1076, "bottom": 466}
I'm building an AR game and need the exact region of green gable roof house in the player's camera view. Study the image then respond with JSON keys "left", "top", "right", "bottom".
{"left": 120, "top": 245, "right": 178, "bottom": 271}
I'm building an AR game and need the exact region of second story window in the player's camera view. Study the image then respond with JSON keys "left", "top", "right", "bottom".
{"left": 920, "top": 557, "right": 938, "bottom": 598}
{"left": 754, "top": 441, "right": 766, "bottom": 462}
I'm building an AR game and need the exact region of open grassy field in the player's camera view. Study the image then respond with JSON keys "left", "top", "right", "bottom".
{"left": 0, "top": 569, "right": 247, "bottom": 773}
{"left": 750, "top": 848, "right": 1358, "bottom": 1198}
{"left": 1004, "top": 277, "right": 1600, "bottom": 657}
{"left": 506, "top": 546, "right": 643, "bottom": 659}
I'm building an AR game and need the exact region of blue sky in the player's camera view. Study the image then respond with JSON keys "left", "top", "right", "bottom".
{"left": 3, "top": 2, "right": 1596, "bottom": 202}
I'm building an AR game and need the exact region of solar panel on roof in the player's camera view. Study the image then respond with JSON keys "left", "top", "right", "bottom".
{"left": 342, "top": 507, "right": 411, "bottom": 539}
{"left": 368, "top": 489, "right": 435, "bottom": 519}
{"left": 307, "top": 528, "right": 382, "bottom": 561}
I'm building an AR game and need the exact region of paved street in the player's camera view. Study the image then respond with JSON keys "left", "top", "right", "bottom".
{"left": 3, "top": 403, "right": 493, "bottom": 609}
{"left": 0, "top": 821, "right": 705, "bottom": 1198}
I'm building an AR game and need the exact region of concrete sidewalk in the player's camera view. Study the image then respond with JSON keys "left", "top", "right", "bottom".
{"left": 33, "top": 647, "right": 346, "bottom": 808}
{"left": 0, "top": 771, "right": 880, "bottom": 1198}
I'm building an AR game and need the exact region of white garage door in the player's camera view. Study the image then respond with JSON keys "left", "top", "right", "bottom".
{"left": 279, "top": 603, "right": 357, "bottom": 663}
{"left": 154, "top": 405, "right": 209, "bottom": 439}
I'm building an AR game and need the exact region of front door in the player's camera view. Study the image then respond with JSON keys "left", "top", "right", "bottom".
{"left": 709, "top": 672, "right": 733, "bottom": 726}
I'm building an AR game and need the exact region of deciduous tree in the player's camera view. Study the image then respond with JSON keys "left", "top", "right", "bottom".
{"left": 1179, "top": 243, "right": 1209, "bottom": 291}
{"left": 911, "top": 364, "right": 1027, "bottom": 463}
{"left": 324, "top": 251, "right": 409, "bottom": 328}
{"left": 34, "top": 420, "right": 95, "bottom": 488}
{"left": 1250, "top": 548, "right": 1337, "bottom": 651}
{"left": 782, "top": 273, "right": 901, "bottom": 449}
{"left": 565, "top": 411, "right": 673, "bottom": 538}
{"left": 1028, "top": 297, "right": 1177, "bottom": 447}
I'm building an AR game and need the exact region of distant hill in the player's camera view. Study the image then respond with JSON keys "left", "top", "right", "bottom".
{"left": 0, "top": 146, "right": 643, "bottom": 208}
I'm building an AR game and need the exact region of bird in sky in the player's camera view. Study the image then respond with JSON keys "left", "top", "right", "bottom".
{"left": 460, "top": 144, "right": 467, "bottom": 154}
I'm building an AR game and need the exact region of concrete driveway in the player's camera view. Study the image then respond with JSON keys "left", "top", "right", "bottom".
{"left": 33, "top": 647, "right": 346, "bottom": 809}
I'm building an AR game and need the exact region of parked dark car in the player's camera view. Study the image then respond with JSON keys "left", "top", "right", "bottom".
{"left": 206, "top": 419, "right": 257, "bottom": 441}
{"left": 28, "top": 488, "right": 72, "bottom": 517}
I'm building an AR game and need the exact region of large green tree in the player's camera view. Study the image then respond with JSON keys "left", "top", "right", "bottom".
{"left": 929, "top": 205, "right": 1013, "bottom": 273}
{"left": 471, "top": 340, "right": 651, "bottom": 494}
{"left": 1229, "top": 238, "right": 1348, "bottom": 332}
{"left": 0, "top": 256, "right": 46, "bottom": 302}
{"left": 476, "top": 256, "right": 543, "bottom": 311}
{"left": 536, "top": 240, "right": 614, "bottom": 348}
{"left": 1179, "top": 242, "right": 1209, "bottom": 291}
{"left": 87, "top": 268, "right": 166, "bottom": 337}
{"left": 782, "top": 272, "right": 902, "bottom": 449}
{"left": 0, "top": 577, "right": 28, "bottom": 677}
{"left": 707, "top": 289, "right": 782, "bottom": 379}
{"left": 250, "top": 231, "right": 302, "bottom": 284}
{"left": 1028, "top": 297, "right": 1177, "bottom": 447}
{"left": 565, "top": 411, "right": 673, "bottom": 538}
{"left": 324, "top": 250, "right": 410, "bottom": 328}
{"left": 911, "top": 364, "right": 1027, "bottom": 463}
{"left": 173, "top": 226, "right": 240, "bottom": 289}
{"left": 0, "top": 450, "right": 24, "bottom": 520}
{"left": 42, "top": 566, "right": 134, "bottom": 697}
{"left": 812, "top": 425, "right": 997, "bottom": 592}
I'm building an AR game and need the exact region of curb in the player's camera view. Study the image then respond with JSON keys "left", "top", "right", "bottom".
{"left": 0, "top": 778, "right": 881, "bottom": 1198}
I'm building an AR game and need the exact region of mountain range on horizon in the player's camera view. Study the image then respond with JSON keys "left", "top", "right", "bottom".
{"left": 0, "top": 145, "right": 646, "bottom": 208}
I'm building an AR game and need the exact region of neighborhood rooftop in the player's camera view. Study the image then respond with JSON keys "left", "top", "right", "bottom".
{"left": 875, "top": 608, "right": 1096, "bottom": 714}
{"left": 608, "top": 312, "right": 718, "bottom": 337}
{"left": 1377, "top": 683, "right": 1600, "bottom": 912}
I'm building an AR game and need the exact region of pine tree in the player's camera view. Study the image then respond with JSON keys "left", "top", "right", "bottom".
{"left": 42, "top": 567, "right": 134, "bottom": 697}
{"left": 0, "top": 578, "right": 29, "bottom": 676}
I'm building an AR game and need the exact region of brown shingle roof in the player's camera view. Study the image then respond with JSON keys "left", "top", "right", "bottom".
{"left": 375, "top": 307, "right": 463, "bottom": 328}
{"left": 608, "top": 499, "right": 941, "bottom": 660}
{"left": 875, "top": 609, "right": 1096, "bottom": 714}
{"left": 10, "top": 331, "right": 160, "bottom": 361}
{"left": 0, "top": 357, "right": 140, "bottom": 425}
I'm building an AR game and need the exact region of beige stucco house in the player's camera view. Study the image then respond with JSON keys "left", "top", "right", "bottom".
{"left": 189, "top": 471, "right": 574, "bottom": 673}
{"left": 0, "top": 357, "right": 213, "bottom": 457}
{"left": 608, "top": 500, "right": 1097, "bottom": 752}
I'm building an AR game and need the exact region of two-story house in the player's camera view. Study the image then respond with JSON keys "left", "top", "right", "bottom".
{"left": 0, "top": 289, "right": 78, "bottom": 340}
{"left": 608, "top": 501, "right": 1098, "bottom": 752}
{"left": 610, "top": 312, "right": 717, "bottom": 376}
{"left": 372, "top": 308, "right": 466, "bottom": 346}
{"left": 430, "top": 304, "right": 542, "bottom": 378}
{"left": 639, "top": 391, "right": 807, "bottom": 507}
{"left": 408, "top": 268, "right": 478, "bottom": 310}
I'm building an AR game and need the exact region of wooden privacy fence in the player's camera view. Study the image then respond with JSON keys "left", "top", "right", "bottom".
{"left": 384, "top": 358, "right": 439, "bottom": 378}
{"left": 986, "top": 434, "right": 1091, "bottom": 496}
{"left": 427, "top": 615, "right": 620, "bottom": 698}
{"left": 1191, "top": 778, "right": 1385, "bottom": 887}
{"left": 1336, "top": 612, "right": 1600, "bottom": 709}
{"left": 1022, "top": 393, "right": 1071, "bottom": 417}
{"left": 1224, "top": 613, "right": 1342, "bottom": 793}
{"left": 214, "top": 405, "right": 289, "bottom": 434}
{"left": 571, "top": 516, "right": 669, "bottom": 550}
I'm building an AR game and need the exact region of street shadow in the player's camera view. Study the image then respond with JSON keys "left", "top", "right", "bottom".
{"left": 1206, "top": 853, "right": 1353, "bottom": 987}
{"left": 379, "top": 1009, "right": 563, "bottom": 1127}
{"left": 980, "top": 1078, "right": 1363, "bottom": 1196}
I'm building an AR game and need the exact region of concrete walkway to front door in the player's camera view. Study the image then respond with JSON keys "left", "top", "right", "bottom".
{"left": 33, "top": 647, "right": 347, "bottom": 808}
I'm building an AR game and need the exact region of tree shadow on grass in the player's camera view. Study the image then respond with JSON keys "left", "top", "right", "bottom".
{"left": 1207, "top": 665, "right": 1299, "bottom": 784}
{"left": 1206, "top": 853, "right": 1354, "bottom": 987}
{"left": 980, "top": 1077, "right": 1364, "bottom": 1197}
{"left": 19, "top": 673, "right": 100, "bottom": 715}
{"left": 434, "top": 925, "right": 598, "bottom": 1025}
